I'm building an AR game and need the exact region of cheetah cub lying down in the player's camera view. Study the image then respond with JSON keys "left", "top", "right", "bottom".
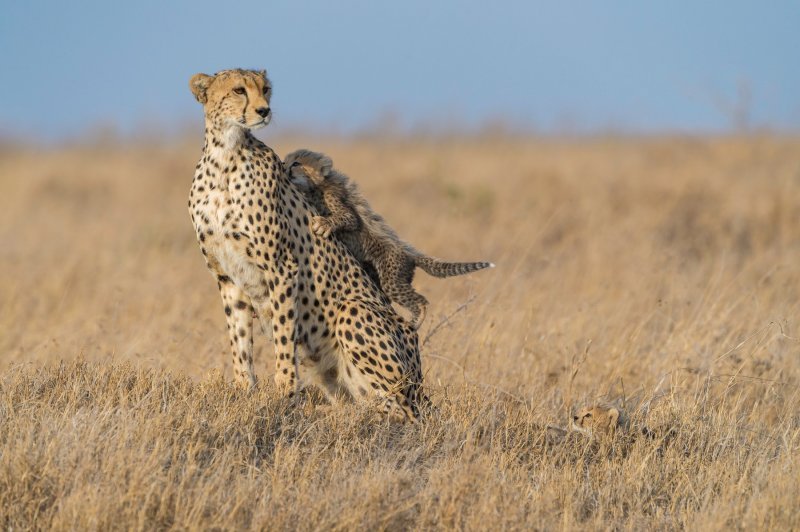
{"left": 572, "top": 405, "right": 629, "bottom": 436}
{"left": 285, "top": 149, "right": 493, "bottom": 328}
{"left": 572, "top": 404, "right": 676, "bottom": 442}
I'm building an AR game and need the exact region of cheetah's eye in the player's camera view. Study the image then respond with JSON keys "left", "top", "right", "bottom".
{"left": 263, "top": 86, "right": 271, "bottom": 94}
{"left": 233, "top": 87, "right": 246, "bottom": 95}
{"left": 584, "top": 413, "right": 592, "bottom": 418}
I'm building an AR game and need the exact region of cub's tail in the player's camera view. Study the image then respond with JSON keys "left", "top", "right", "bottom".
{"left": 415, "top": 256, "right": 494, "bottom": 278}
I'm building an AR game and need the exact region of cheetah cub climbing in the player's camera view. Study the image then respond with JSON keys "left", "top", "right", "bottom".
{"left": 285, "top": 148, "right": 493, "bottom": 328}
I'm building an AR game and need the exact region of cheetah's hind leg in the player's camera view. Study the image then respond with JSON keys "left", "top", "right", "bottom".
{"left": 334, "top": 299, "right": 425, "bottom": 421}
{"left": 383, "top": 282, "right": 429, "bottom": 330}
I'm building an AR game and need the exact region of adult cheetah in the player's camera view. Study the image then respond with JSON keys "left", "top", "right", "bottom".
{"left": 188, "top": 68, "right": 427, "bottom": 420}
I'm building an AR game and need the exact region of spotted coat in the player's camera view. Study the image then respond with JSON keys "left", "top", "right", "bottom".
{"left": 187, "top": 69, "right": 426, "bottom": 419}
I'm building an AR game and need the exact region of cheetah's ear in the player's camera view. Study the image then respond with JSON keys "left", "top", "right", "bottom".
{"left": 258, "top": 69, "right": 267, "bottom": 79}
{"left": 607, "top": 407, "right": 620, "bottom": 428}
{"left": 317, "top": 155, "right": 334, "bottom": 178}
{"left": 190, "top": 73, "right": 214, "bottom": 104}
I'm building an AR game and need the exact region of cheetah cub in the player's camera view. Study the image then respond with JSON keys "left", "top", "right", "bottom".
{"left": 285, "top": 149, "right": 493, "bottom": 328}
{"left": 572, "top": 404, "right": 673, "bottom": 442}
{"left": 572, "top": 405, "right": 628, "bottom": 436}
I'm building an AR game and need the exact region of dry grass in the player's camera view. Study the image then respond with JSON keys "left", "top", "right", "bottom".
{"left": 1, "top": 134, "right": 799, "bottom": 529}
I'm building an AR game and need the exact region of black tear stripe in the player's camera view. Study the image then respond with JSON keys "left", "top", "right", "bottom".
{"left": 241, "top": 87, "right": 249, "bottom": 124}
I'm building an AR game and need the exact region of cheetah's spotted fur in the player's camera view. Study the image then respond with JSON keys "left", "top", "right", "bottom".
{"left": 188, "top": 69, "right": 427, "bottom": 420}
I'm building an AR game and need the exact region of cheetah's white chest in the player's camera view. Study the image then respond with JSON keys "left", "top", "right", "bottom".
{"left": 195, "top": 187, "right": 231, "bottom": 234}
{"left": 215, "top": 239, "right": 264, "bottom": 291}
{"left": 193, "top": 188, "right": 264, "bottom": 293}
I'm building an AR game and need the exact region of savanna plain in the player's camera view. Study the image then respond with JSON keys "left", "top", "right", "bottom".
{"left": 1, "top": 133, "right": 799, "bottom": 530}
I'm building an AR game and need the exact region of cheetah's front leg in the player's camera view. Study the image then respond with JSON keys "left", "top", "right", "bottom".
{"left": 217, "top": 279, "right": 257, "bottom": 389}
{"left": 270, "top": 260, "right": 301, "bottom": 397}
{"left": 311, "top": 190, "right": 359, "bottom": 238}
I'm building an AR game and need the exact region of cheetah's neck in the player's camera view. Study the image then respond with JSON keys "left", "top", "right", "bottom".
{"left": 200, "top": 125, "right": 258, "bottom": 189}
{"left": 203, "top": 124, "right": 247, "bottom": 159}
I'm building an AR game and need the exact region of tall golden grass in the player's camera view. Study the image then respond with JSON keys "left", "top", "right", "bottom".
{"left": 1, "top": 134, "right": 799, "bottom": 529}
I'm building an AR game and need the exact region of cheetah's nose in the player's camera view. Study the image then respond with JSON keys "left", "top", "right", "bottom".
{"left": 256, "top": 107, "right": 271, "bottom": 118}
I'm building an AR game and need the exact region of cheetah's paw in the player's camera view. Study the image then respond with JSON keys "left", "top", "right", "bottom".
{"left": 311, "top": 216, "right": 333, "bottom": 238}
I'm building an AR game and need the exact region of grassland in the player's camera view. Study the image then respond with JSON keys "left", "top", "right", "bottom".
{"left": 1, "top": 134, "right": 799, "bottom": 530}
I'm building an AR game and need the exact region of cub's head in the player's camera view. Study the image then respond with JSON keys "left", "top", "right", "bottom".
{"left": 572, "top": 405, "right": 622, "bottom": 436}
{"left": 189, "top": 69, "right": 272, "bottom": 132}
{"left": 284, "top": 149, "right": 334, "bottom": 186}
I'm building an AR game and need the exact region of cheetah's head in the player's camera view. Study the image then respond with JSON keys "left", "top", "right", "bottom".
{"left": 284, "top": 149, "right": 334, "bottom": 187}
{"left": 189, "top": 69, "right": 272, "bottom": 132}
{"left": 572, "top": 404, "right": 623, "bottom": 436}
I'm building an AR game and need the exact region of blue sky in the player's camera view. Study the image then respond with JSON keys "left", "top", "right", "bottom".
{"left": 0, "top": 0, "right": 798, "bottom": 139}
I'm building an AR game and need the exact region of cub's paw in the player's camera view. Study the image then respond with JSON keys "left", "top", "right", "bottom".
{"left": 311, "top": 216, "right": 333, "bottom": 238}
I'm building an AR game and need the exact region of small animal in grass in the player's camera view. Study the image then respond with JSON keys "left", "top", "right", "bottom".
{"left": 571, "top": 404, "right": 676, "bottom": 443}
{"left": 572, "top": 404, "right": 629, "bottom": 436}
{"left": 284, "top": 148, "right": 494, "bottom": 328}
